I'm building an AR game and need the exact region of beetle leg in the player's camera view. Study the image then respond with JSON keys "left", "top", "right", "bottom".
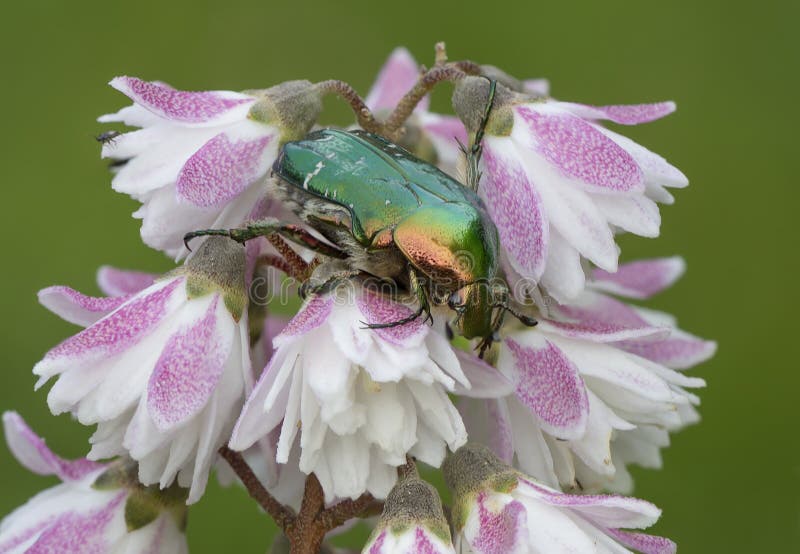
{"left": 362, "top": 267, "right": 432, "bottom": 330}
{"left": 300, "top": 262, "right": 364, "bottom": 299}
{"left": 184, "top": 219, "right": 346, "bottom": 260}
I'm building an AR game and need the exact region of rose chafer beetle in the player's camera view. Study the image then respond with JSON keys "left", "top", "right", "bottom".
{"left": 186, "top": 82, "right": 535, "bottom": 354}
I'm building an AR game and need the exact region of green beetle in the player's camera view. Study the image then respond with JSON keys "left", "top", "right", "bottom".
{"left": 186, "top": 122, "right": 534, "bottom": 352}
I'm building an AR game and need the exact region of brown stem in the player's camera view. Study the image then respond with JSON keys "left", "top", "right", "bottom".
{"left": 315, "top": 79, "right": 382, "bottom": 134}
{"left": 382, "top": 65, "right": 468, "bottom": 139}
{"left": 218, "top": 447, "right": 295, "bottom": 529}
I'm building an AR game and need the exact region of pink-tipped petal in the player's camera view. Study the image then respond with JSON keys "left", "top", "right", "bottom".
{"left": 617, "top": 331, "right": 717, "bottom": 370}
{"left": 422, "top": 114, "right": 468, "bottom": 146}
{"left": 608, "top": 529, "right": 677, "bottom": 554}
{"left": 473, "top": 492, "right": 527, "bottom": 554}
{"left": 96, "top": 266, "right": 157, "bottom": 297}
{"left": 505, "top": 337, "right": 589, "bottom": 440}
{"left": 357, "top": 290, "right": 426, "bottom": 346}
{"left": 601, "top": 127, "right": 689, "bottom": 190}
{"left": 175, "top": 131, "right": 274, "bottom": 208}
{"left": 109, "top": 76, "right": 253, "bottom": 124}
{"left": 591, "top": 257, "right": 686, "bottom": 299}
{"left": 454, "top": 350, "right": 514, "bottom": 398}
{"left": 273, "top": 295, "right": 334, "bottom": 346}
{"left": 482, "top": 140, "right": 548, "bottom": 280}
{"left": 38, "top": 287, "right": 131, "bottom": 327}
{"left": 147, "top": 297, "right": 233, "bottom": 431}
{"left": 515, "top": 105, "right": 644, "bottom": 193}
{"left": 559, "top": 101, "right": 676, "bottom": 125}
{"left": 34, "top": 279, "right": 183, "bottom": 380}
{"left": 2, "top": 412, "right": 103, "bottom": 481}
{"left": 365, "top": 48, "right": 425, "bottom": 112}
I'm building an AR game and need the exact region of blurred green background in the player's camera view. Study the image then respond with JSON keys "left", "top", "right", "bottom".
{"left": 0, "top": 0, "right": 796, "bottom": 551}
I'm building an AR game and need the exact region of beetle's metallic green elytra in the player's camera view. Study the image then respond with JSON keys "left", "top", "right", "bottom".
{"left": 273, "top": 128, "right": 500, "bottom": 340}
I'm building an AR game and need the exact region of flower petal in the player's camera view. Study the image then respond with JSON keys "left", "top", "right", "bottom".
{"left": 482, "top": 139, "right": 548, "bottom": 281}
{"left": 558, "top": 101, "right": 676, "bottom": 125}
{"left": 591, "top": 257, "right": 686, "bottom": 299}
{"left": 96, "top": 266, "right": 157, "bottom": 297}
{"left": 365, "top": 48, "right": 424, "bottom": 112}
{"left": 504, "top": 336, "right": 589, "bottom": 440}
{"left": 357, "top": 290, "right": 426, "bottom": 347}
{"left": 109, "top": 76, "right": 254, "bottom": 124}
{"left": 38, "top": 287, "right": 131, "bottom": 327}
{"left": 146, "top": 296, "right": 234, "bottom": 431}
{"left": 2, "top": 412, "right": 103, "bottom": 481}
{"left": 470, "top": 492, "right": 528, "bottom": 554}
{"left": 175, "top": 127, "right": 275, "bottom": 208}
{"left": 608, "top": 529, "right": 677, "bottom": 554}
{"left": 617, "top": 331, "right": 717, "bottom": 370}
{"left": 274, "top": 295, "right": 334, "bottom": 346}
{"left": 514, "top": 104, "right": 644, "bottom": 193}
{"left": 523, "top": 79, "right": 550, "bottom": 96}
{"left": 453, "top": 350, "right": 514, "bottom": 398}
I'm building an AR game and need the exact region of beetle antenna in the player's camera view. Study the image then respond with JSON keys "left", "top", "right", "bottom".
{"left": 492, "top": 300, "right": 538, "bottom": 328}
{"left": 464, "top": 77, "right": 497, "bottom": 193}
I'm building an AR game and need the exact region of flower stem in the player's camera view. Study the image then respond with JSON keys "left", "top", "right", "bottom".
{"left": 315, "top": 79, "right": 382, "bottom": 134}
{"left": 218, "top": 446, "right": 295, "bottom": 530}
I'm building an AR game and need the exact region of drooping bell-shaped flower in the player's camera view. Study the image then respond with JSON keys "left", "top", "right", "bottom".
{"left": 0, "top": 413, "right": 188, "bottom": 553}
{"left": 100, "top": 77, "right": 322, "bottom": 257}
{"left": 452, "top": 76, "right": 688, "bottom": 302}
{"left": 33, "top": 237, "right": 252, "bottom": 503}
{"left": 365, "top": 48, "right": 468, "bottom": 176}
{"left": 229, "top": 284, "right": 500, "bottom": 502}
{"left": 444, "top": 443, "right": 676, "bottom": 554}
{"left": 460, "top": 258, "right": 714, "bottom": 493}
{"left": 362, "top": 468, "right": 455, "bottom": 554}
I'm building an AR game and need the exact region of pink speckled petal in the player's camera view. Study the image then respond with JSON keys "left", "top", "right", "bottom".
{"left": 273, "top": 295, "right": 334, "bottom": 347}
{"left": 472, "top": 492, "right": 527, "bottom": 554}
{"left": 543, "top": 292, "right": 668, "bottom": 342}
{"left": 515, "top": 104, "right": 644, "bottom": 193}
{"left": 176, "top": 130, "right": 275, "bottom": 208}
{"left": 517, "top": 478, "right": 662, "bottom": 529}
{"left": 486, "top": 400, "right": 514, "bottom": 464}
{"left": 357, "top": 290, "right": 426, "bottom": 346}
{"left": 617, "top": 330, "right": 717, "bottom": 370}
{"left": 505, "top": 336, "right": 589, "bottom": 440}
{"left": 523, "top": 79, "right": 550, "bottom": 96}
{"left": 558, "top": 101, "right": 676, "bottom": 125}
{"left": 365, "top": 48, "right": 425, "bottom": 112}
{"left": 38, "top": 286, "right": 131, "bottom": 327}
{"left": 482, "top": 139, "right": 548, "bottom": 280}
{"left": 34, "top": 279, "right": 183, "bottom": 383}
{"left": 601, "top": 127, "right": 688, "bottom": 190}
{"left": 608, "top": 529, "right": 677, "bottom": 554}
{"left": 96, "top": 266, "right": 158, "bottom": 297}
{"left": 591, "top": 257, "right": 686, "bottom": 299}
{"left": 147, "top": 297, "right": 233, "bottom": 431}
{"left": 109, "top": 76, "right": 253, "bottom": 124}
{"left": 3, "top": 412, "right": 103, "bottom": 481}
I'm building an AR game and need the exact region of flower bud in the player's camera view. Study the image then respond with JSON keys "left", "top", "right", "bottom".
{"left": 451, "top": 76, "right": 518, "bottom": 137}
{"left": 185, "top": 236, "right": 248, "bottom": 320}
{"left": 248, "top": 80, "right": 323, "bottom": 141}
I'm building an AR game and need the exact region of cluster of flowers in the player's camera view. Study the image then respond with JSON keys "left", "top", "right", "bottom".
{"left": 2, "top": 47, "right": 714, "bottom": 553}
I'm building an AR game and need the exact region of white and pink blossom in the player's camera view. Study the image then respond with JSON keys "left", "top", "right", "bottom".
{"left": 100, "top": 77, "right": 321, "bottom": 257}
{"left": 0, "top": 413, "right": 188, "bottom": 554}
{"left": 33, "top": 239, "right": 252, "bottom": 503}
{"left": 454, "top": 77, "right": 688, "bottom": 302}
{"left": 445, "top": 444, "right": 675, "bottom": 554}
{"left": 461, "top": 258, "right": 714, "bottom": 492}
{"left": 230, "top": 286, "right": 477, "bottom": 502}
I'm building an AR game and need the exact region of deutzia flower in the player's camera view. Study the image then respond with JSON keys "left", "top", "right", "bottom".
{"left": 444, "top": 444, "right": 676, "bottom": 554}
{"left": 453, "top": 76, "right": 688, "bottom": 302}
{"left": 33, "top": 237, "right": 252, "bottom": 503}
{"left": 362, "top": 469, "right": 455, "bottom": 554}
{"left": 230, "top": 285, "right": 475, "bottom": 501}
{"left": 365, "top": 48, "right": 467, "bottom": 176}
{"left": 460, "top": 258, "right": 714, "bottom": 493}
{"left": 100, "top": 76, "right": 322, "bottom": 256}
{"left": 0, "top": 413, "right": 188, "bottom": 553}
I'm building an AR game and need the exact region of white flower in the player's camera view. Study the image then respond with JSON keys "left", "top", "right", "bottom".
{"left": 365, "top": 48, "right": 468, "bottom": 176}
{"left": 100, "top": 76, "right": 321, "bottom": 257}
{"left": 460, "top": 258, "right": 714, "bottom": 493}
{"left": 453, "top": 76, "right": 688, "bottom": 302}
{"left": 445, "top": 444, "right": 676, "bottom": 554}
{"left": 0, "top": 413, "right": 188, "bottom": 554}
{"left": 33, "top": 238, "right": 252, "bottom": 503}
{"left": 230, "top": 285, "right": 483, "bottom": 502}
